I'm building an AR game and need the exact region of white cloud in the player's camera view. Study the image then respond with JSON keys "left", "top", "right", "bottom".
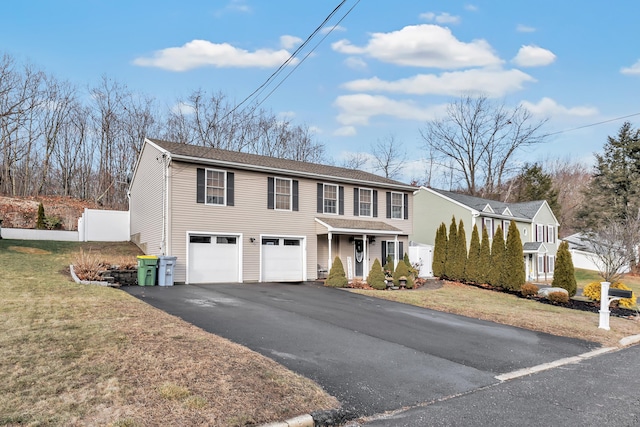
{"left": 321, "top": 25, "right": 346, "bottom": 35}
{"left": 171, "top": 102, "right": 195, "bottom": 115}
{"left": 331, "top": 24, "right": 501, "bottom": 69}
{"left": 280, "top": 35, "right": 302, "bottom": 50}
{"left": 278, "top": 111, "right": 296, "bottom": 119}
{"left": 465, "top": 4, "right": 478, "bottom": 11}
{"left": 133, "top": 40, "right": 297, "bottom": 71}
{"left": 512, "top": 45, "right": 556, "bottom": 67}
{"left": 419, "top": 12, "right": 461, "bottom": 24}
{"left": 215, "top": 0, "right": 252, "bottom": 16}
{"left": 333, "top": 94, "right": 447, "bottom": 126}
{"left": 334, "top": 126, "right": 357, "bottom": 136}
{"left": 516, "top": 24, "right": 536, "bottom": 33}
{"left": 342, "top": 68, "right": 535, "bottom": 97}
{"left": 344, "top": 56, "right": 368, "bottom": 70}
{"left": 309, "top": 126, "right": 322, "bottom": 134}
{"left": 621, "top": 59, "right": 640, "bottom": 75}
{"left": 521, "top": 97, "right": 598, "bottom": 117}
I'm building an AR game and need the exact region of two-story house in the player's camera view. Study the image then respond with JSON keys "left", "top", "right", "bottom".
{"left": 412, "top": 187, "right": 559, "bottom": 281}
{"left": 129, "top": 138, "right": 414, "bottom": 284}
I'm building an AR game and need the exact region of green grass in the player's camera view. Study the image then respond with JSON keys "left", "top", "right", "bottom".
{"left": 575, "top": 268, "right": 640, "bottom": 294}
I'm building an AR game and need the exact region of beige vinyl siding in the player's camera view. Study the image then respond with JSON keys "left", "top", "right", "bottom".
{"left": 129, "top": 143, "right": 165, "bottom": 255}
{"left": 412, "top": 189, "right": 473, "bottom": 247}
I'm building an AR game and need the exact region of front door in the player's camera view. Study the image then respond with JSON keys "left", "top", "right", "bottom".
{"left": 354, "top": 239, "right": 364, "bottom": 277}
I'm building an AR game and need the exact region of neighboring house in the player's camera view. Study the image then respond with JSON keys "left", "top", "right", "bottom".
{"left": 563, "top": 232, "right": 631, "bottom": 274}
{"left": 412, "top": 187, "right": 560, "bottom": 282}
{"left": 128, "top": 138, "right": 414, "bottom": 284}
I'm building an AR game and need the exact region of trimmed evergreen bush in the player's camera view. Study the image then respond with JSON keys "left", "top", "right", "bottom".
{"left": 432, "top": 222, "right": 447, "bottom": 278}
{"left": 454, "top": 220, "right": 467, "bottom": 282}
{"left": 488, "top": 225, "right": 505, "bottom": 287}
{"left": 583, "top": 281, "right": 637, "bottom": 309}
{"left": 36, "top": 202, "right": 46, "bottom": 230}
{"left": 325, "top": 256, "right": 348, "bottom": 287}
{"left": 502, "top": 221, "right": 525, "bottom": 291}
{"left": 445, "top": 217, "right": 458, "bottom": 280}
{"left": 393, "top": 260, "right": 414, "bottom": 289}
{"left": 478, "top": 226, "right": 491, "bottom": 284}
{"left": 521, "top": 283, "right": 539, "bottom": 297}
{"left": 383, "top": 255, "right": 395, "bottom": 277}
{"left": 466, "top": 224, "right": 481, "bottom": 283}
{"left": 547, "top": 291, "right": 569, "bottom": 304}
{"left": 552, "top": 241, "right": 577, "bottom": 297}
{"left": 367, "top": 258, "right": 386, "bottom": 290}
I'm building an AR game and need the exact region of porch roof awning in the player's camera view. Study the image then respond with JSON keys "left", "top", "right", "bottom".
{"left": 315, "top": 217, "right": 403, "bottom": 235}
{"left": 523, "top": 242, "right": 548, "bottom": 254}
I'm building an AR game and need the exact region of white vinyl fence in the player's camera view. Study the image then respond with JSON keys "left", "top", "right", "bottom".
{"left": 409, "top": 242, "right": 434, "bottom": 278}
{"left": 1, "top": 209, "right": 129, "bottom": 242}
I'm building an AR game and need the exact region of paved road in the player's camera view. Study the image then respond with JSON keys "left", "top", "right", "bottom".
{"left": 358, "top": 344, "right": 640, "bottom": 426}
{"left": 123, "top": 282, "right": 598, "bottom": 418}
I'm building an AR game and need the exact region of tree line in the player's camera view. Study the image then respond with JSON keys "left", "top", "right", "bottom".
{"left": 0, "top": 52, "right": 324, "bottom": 209}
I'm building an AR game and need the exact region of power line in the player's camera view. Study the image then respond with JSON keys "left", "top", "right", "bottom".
{"left": 544, "top": 112, "right": 640, "bottom": 137}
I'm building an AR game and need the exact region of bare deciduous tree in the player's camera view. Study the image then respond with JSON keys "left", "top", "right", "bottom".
{"left": 420, "top": 95, "right": 548, "bottom": 196}
{"left": 371, "top": 134, "right": 406, "bottom": 179}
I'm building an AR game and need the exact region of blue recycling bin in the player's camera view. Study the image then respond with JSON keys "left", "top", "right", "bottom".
{"left": 157, "top": 256, "right": 177, "bottom": 286}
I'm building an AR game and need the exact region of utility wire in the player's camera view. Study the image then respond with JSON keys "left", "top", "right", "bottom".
{"left": 544, "top": 112, "right": 640, "bottom": 137}
{"left": 227, "top": 0, "right": 353, "bottom": 118}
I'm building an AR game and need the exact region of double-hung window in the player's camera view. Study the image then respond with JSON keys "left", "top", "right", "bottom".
{"left": 483, "top": 218, "right": 493, "bottom": 238}
{"left": 536, "top": 224, "right": 544, "bottom": 243}
{"left": 359, "top": 189, "right": 372, "bottom": 217}
{"left": 503, "top": 220, "right": 510, "bottom": 239}
{"left": 275, "top": 178, "right": 291, "bottom": 210}
{"left": 324, "top": 184, "right": 338, "bottom": 214}
{"left": 547, "top": 225, "right": 555, "bottom": 243}
{"left": 206, "top": 169, "right": 226, "bottom": 205}
{"left": 391, "top": 192, "right": 404, "bottom": 219}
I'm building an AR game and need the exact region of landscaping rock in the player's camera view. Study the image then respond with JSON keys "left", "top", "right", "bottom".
{"left": 537, "top": 287, "right": 569, "bottom": 298}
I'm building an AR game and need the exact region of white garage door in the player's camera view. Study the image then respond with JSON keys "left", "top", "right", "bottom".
{"left": 261, "top": 237, "right": 304, "bottom": 282}
{"left": 188, "top": 234, "right": 240, "bottom": 283}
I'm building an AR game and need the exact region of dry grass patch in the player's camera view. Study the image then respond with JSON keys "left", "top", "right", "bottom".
{"left": 351, "top": 281, "right": 640, "bottom": 347}
{"left": 0, "top": 239, "right": 338, "bottom": 426}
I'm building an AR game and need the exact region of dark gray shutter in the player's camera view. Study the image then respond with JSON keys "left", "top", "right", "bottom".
{"left": 399, "top": 241, "right": 404, "bottom": 259}
{"left": 386, "top": 191, "right": 391, "bottom": 218}
{"left": 292, "top": 180, "right": 299, "bottom": 211}
{"left": 404, "top": 193, "right": 409, "bottom": 219}
{"left": 197, "top": 168, "right": 205, "bottom": 204}
{"left": 373, "top": 190, "right": 378, "bottom": 218}
{"left": 353, "top": 188, "right": 359, "bottom": 216}
{"left": 339, "top": 186, "right": 344, "bottom": 215}
{"left": 381, "top": 242, "right": 387, "bottom": 265}
{"left": 267, "top": 177, "right": 274, "bottom": 209}
{"left": 226, "top": 172, "right": 234, "bottom": 206}
{"left": 317, "top": 183, "right": 323, "bottom": 213}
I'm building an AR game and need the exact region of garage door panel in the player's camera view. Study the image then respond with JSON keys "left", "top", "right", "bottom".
{"left": 189, "top": 234, "right": 240, "bottom": 283}
{"left": 262, "top": 238, "right": 304, "bottom": 282}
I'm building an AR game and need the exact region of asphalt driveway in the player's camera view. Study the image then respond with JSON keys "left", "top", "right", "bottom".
{"left": 123, "top": 282, "right": 598, "bottom": 417}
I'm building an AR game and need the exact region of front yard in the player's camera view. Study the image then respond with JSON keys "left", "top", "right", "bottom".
{"left": 0, "top": 240, "right": 338, "bottom": 426}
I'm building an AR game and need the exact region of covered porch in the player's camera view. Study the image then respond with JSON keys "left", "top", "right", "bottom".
{"left": 315, "top": 217, "right": 406, "bottom": 280}
{"left": 523, "top": 242, "right": 550, "bottom": 282}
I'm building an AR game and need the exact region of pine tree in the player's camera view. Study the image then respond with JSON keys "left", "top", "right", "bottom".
{"left": 466, "top": 224, "right": 481, "bottom": 283}
{"left": 432, "top": 223, "right": 447, "bottom": 278}
{"left": 552, "top": 241, "right": 577, "bottom": 296}
{"left": 325, "top": 256, "right": 348, "bottom": 287}
{"left": 511, "top": 163, "right": 560, "bottom": 218}
{"left": 489, "top": 225, "right": 505, "bottom": 287}
{"left": 478, "top": 227, "right": 491, "bottom": 284}
{"left": 445, "top": 217, "right": 458, "bottom": 280}
{"left": 502, "top": 221, "right": 525, "bottom": 291}
{"left": 367, "top": 258, "right": 387, "bottom": 290}
{"left": 36, "top": 202, "right": 46, "bottom": 230}
{"left": 456, "top": 220, "right": 468, "bottom": 282}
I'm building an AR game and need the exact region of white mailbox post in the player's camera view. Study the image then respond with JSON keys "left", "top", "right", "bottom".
{"left": 598, "top": 281, "right": 633, "bottom": 330}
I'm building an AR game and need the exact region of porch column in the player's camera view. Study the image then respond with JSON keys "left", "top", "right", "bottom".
{"left": 328, "top": 232, "right": 333, "bottom": 269}
{"left": 363, "top": 234, "right": 368, "bottom": 279}
{"left": 394, "top": 235, "right": 399, "bottom": 267}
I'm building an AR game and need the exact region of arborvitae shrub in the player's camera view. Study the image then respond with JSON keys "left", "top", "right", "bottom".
{"left": 521, "top": 283, "right": 539, "bottom": 297}
{"left": 552, "top": 241, "right": 577, "bottom": 297}
{"left": 488, "top": 225, "right": 505, "bottom": 287}
{"left": 325, "top": 256, "right": 348, "bottom": 288}
{"left": 445, "top": 217, "right": 458, "bottom": 279}
{"left": 502, "top": 221, "right": 525, "bottom": 291}
{"left": 453, "top": 220, "right": 467, "bottom": 282}
{"left": 466, "top": 224, "right": 481, "bottom": 283}
{"left": 547, "top": 291, "right": 569, "bottom": 304}
{"left": 367, "top": 258, "right": 386, "bottom": 290}
{"left": 393, "top": 260, "right": 414, "bottom": 289}
{"left": 36, "top": 202, "right": 46, "bottom": 230}
{"left": 432, "top": 223, "right": 447, "bottom": 278}
{"left": 478, "top": 227, "right": 491, "bottom": 284}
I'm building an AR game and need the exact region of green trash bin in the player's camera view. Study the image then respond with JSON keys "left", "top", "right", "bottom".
{"left": 137, "top": 255, "right": 158, "bottom": 286}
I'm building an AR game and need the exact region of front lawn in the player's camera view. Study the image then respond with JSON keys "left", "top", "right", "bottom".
{"left": 0, "top": 240, "right": 337, "bottom": 426}
{"left": 350, "top": 280, "right": 640, "bottom": 347}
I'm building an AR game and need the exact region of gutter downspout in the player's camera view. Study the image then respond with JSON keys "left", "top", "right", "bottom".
{"left": 161, "top": 153, "right": 171, "bottom": 255}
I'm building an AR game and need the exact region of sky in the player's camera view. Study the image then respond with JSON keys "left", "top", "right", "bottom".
{"left": 2, "top": 0, "right": 640, "bottom": 185}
